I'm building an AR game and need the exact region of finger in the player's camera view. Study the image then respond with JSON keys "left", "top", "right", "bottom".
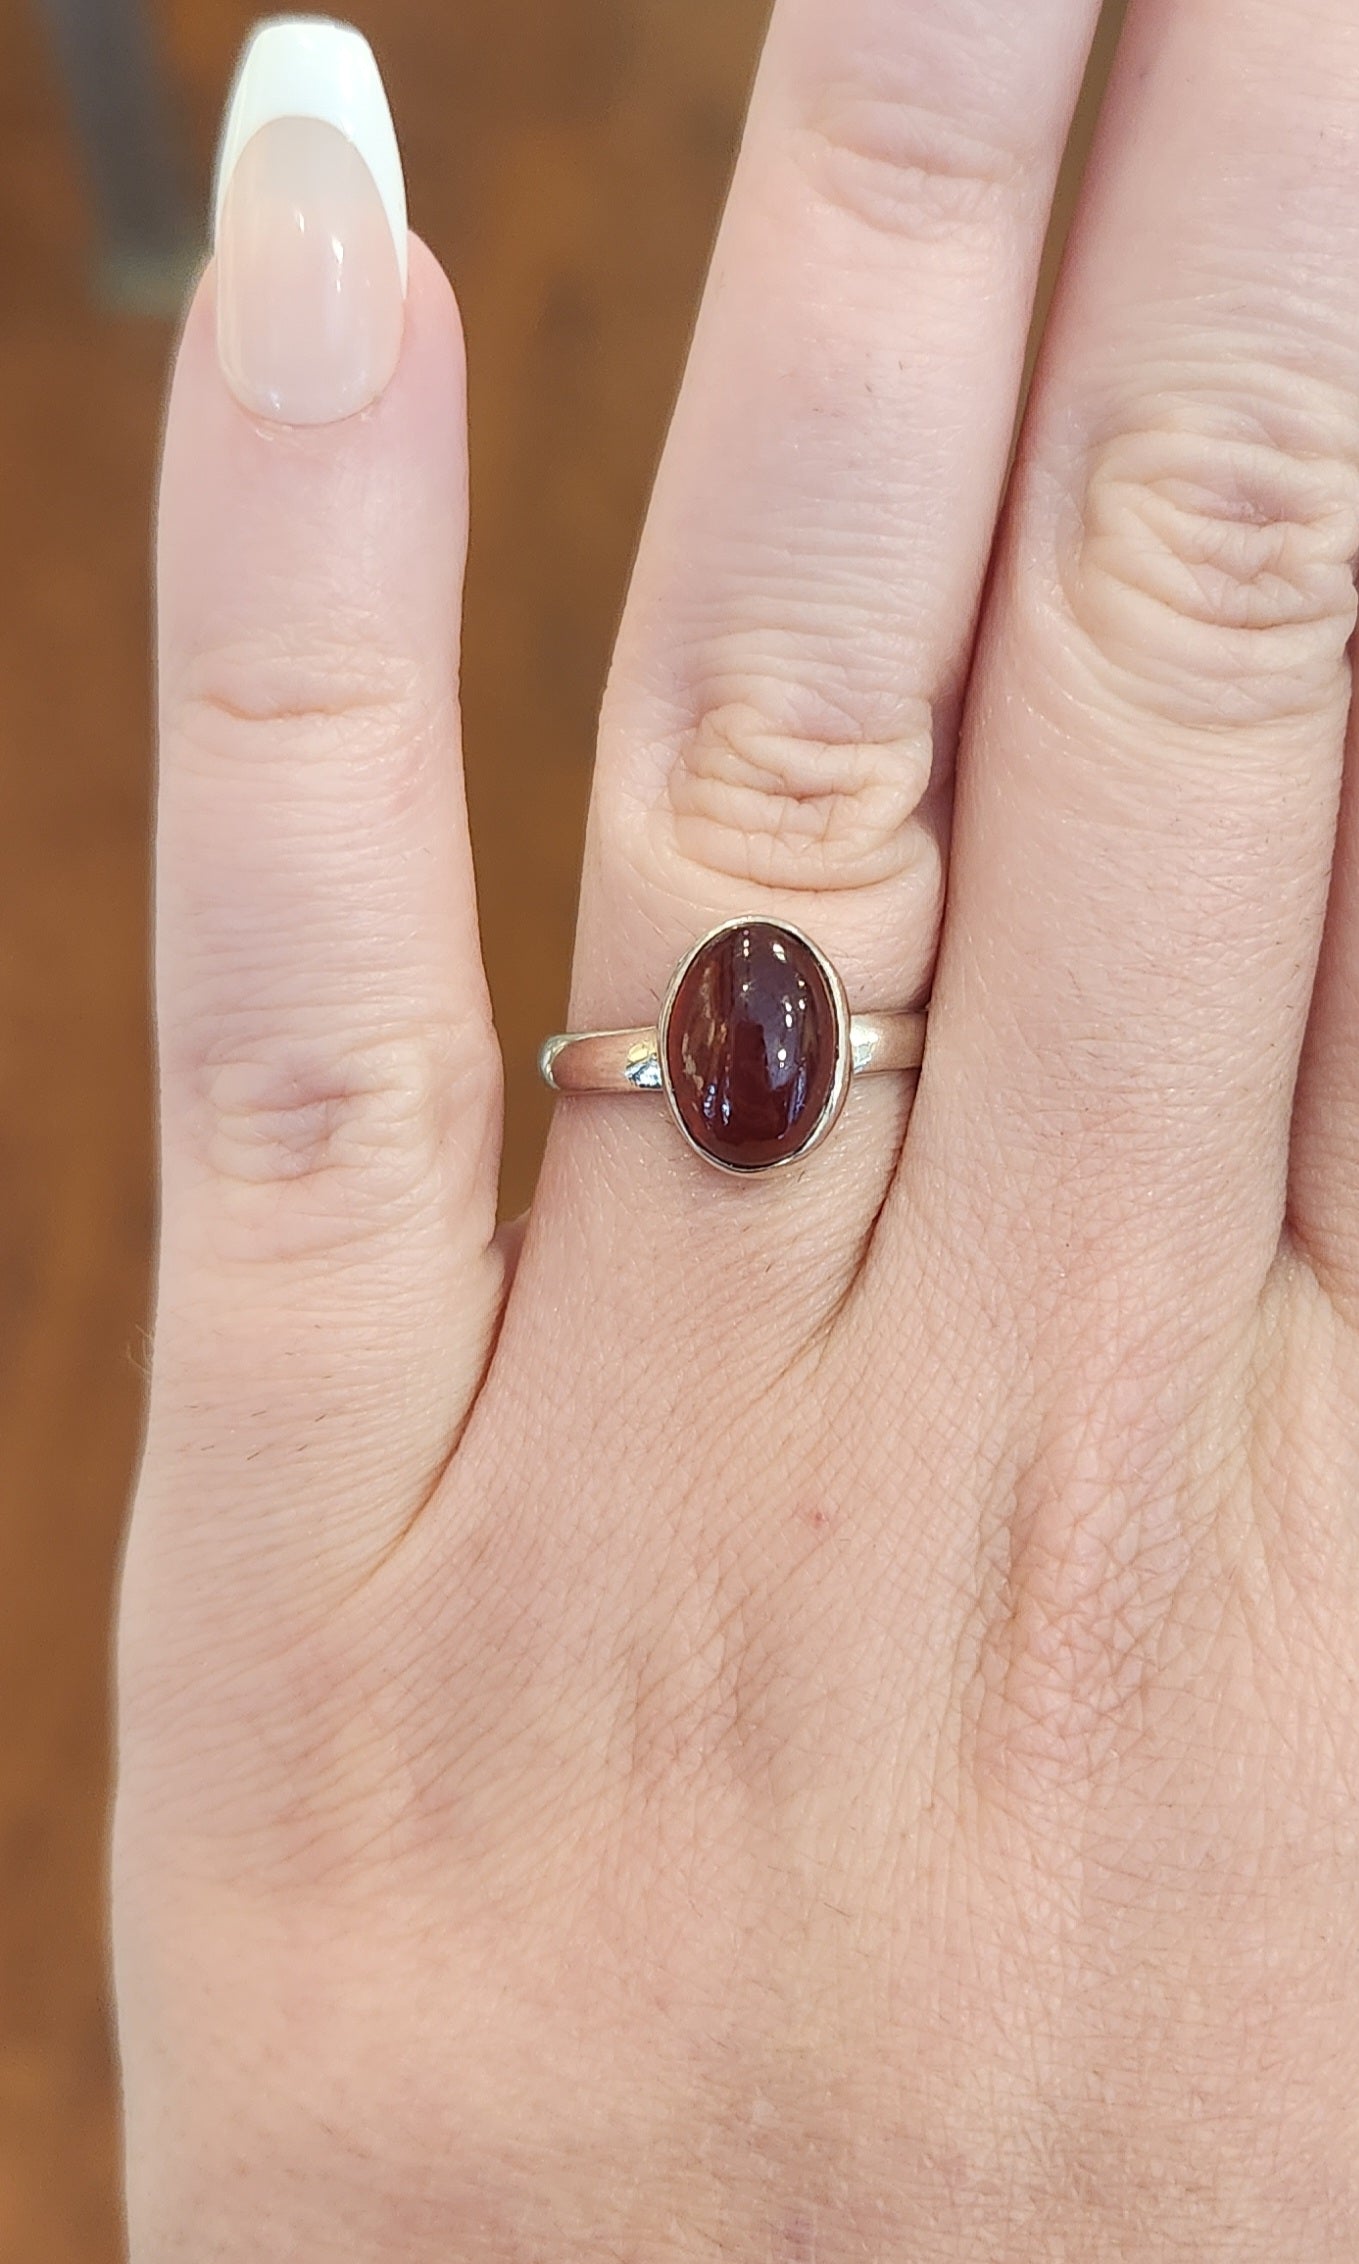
{"left": 1290, "top": 712, "right": 1359, "bottom": 1323}
{"left": 567, "top": 0, "right": 1103, "bottom": 1081}
{"left": 902, "top": 0, "right": 1359, "bottom": 1329}
{"left": 130, "top": 25, "right": 502, "bottom": 1640}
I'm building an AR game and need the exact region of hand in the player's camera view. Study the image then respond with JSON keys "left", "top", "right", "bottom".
{"left": 114, "top": 3, "right": 1359, "bottom": 2255}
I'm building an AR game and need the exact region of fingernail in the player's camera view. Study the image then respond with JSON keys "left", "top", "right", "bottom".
{"left": 212, "top": 17, "right": 408, "bottom": 425}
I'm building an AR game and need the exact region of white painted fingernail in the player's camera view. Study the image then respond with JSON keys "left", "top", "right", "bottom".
{"left": 212, "top": 18, "right": 408, "bottom": 425}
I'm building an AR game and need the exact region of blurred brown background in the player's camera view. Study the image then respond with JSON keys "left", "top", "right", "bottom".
{"left": 0, "top": 1, "right": 1125, "bottom": 2254}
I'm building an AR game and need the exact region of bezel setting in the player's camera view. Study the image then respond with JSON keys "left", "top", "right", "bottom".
{"left": 656, "top": 915, "right": 852, "bottom": 1176}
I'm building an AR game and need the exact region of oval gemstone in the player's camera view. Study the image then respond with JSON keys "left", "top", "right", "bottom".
{"left": 663, "top": 921, "right": 841, "bottom": 1169}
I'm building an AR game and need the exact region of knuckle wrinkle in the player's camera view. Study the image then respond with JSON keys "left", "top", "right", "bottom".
{"left": 799, "top": 87, "right": 1026, "bottom": 241}
{"left": 665, "top": 698, "right": 934, "bottom": 894}
{"left": 180, "top": 1029, "right": 466, "bottom": 1262}
{"left": 1065, "top": 397, "right": 1359, "bottom": 731}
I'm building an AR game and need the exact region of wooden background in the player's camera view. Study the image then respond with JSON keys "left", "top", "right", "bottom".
{"left": 0, "top": 1, "right": 1124, "bottom": 2252}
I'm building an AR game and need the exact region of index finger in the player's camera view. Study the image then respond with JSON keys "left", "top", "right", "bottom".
{"left": 132, "top": 26, "right": 504, "bottom": 1667}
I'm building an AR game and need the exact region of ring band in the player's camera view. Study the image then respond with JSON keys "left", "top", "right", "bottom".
{"left": 540, "top": 1012, "right": 925, "bottom": 1093}
{"left": 539, "top": 916, "right": 927, "bottom": 1176}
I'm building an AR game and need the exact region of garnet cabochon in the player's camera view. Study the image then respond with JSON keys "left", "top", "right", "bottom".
{"left": 661, "top": 921, "right": 843, "bottom": 1170}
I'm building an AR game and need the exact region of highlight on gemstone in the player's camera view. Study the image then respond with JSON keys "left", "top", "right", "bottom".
{"left": 661, "top": 920, "right": 844, "bottom": 1170}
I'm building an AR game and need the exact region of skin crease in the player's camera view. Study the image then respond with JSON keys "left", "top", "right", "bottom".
{"left": 114, "top": 0, "right": 1359, "bottom": 2256}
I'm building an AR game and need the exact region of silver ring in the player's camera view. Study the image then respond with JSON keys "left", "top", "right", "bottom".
{"left": 539, "top": 916, "right": 927, "bottom": 1176}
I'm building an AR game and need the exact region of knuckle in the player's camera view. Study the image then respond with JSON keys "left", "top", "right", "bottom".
{"left": 183, "top": 1025, "right": 471, "bottom": 1259}
{"left": 171, "top": 634, "right": 429, "bottom": 776}
{"left": 662, "top": 696, "right": 936, "bottom": 894}
{"left": 1063, "top": 387, "right": 1359, "bottom": 731}
{"left": 965, "top": 1383, "right": 1204, "bottom": 1813}
{"left": 797, "top": 88, "right": 1027, "bottom": 242}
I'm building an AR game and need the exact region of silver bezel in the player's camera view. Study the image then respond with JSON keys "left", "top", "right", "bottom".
{"left": 656, "top": 915, "right": 852, "bottom": 1176}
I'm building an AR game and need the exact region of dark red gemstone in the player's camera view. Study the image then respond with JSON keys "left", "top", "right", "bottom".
{"left": 663, "top": 921, "right": 841, "bottom": 1169}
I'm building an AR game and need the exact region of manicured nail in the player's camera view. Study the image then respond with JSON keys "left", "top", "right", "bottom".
{"left": 212, "top": 17, "right": 408, "bottom": 425}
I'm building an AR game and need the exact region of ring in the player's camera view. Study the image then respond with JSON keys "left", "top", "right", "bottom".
{"left": 539, "top": 916, "right": 928, "bottom": 1176}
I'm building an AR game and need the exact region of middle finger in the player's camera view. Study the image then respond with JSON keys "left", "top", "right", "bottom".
{"left": 906, "top": 0, "right": 1359, "bottom": 1340}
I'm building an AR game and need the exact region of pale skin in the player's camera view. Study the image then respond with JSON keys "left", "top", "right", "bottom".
{"left": 112, "top": 0, "right": 1359, "bottom": 2253}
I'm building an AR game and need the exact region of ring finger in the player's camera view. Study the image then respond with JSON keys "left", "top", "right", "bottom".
{"left": 544, "top": 0, "right": 1105, "bottom": 1239}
